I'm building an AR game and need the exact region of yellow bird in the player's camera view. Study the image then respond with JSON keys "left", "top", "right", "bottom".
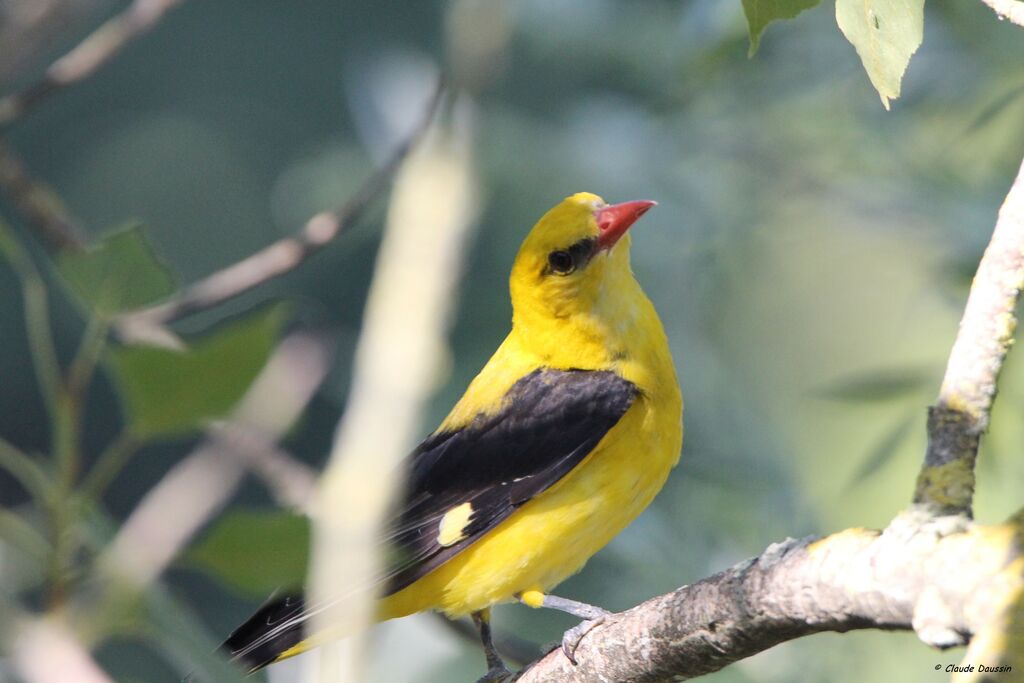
{"left": 223, "top": 192, "right": 683, "bottom": 679}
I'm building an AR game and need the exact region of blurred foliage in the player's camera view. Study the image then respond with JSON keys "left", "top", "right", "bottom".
{"left": 186, "top": 508, "right": 310, "bottom": 599}
{"left": 0, "top": 1, "right": 1022, "bottom": 682}
{"left": 57, "top": 225, "right": 175, "bottom": 315}
{"left": 109, "top": 304, "right": 285, "bottom": 437}
{"left": 815, "top": 366, "right": 935, "bottom": 402}
{"left": 742, "top": 0, "right": 820, "bottom": 55}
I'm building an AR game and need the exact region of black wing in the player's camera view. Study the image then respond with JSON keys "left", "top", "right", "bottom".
{"left": 222, "top": 593, "right": 306, "bottom": 672}
{"left": 222, "top": 367, "right": 637, "bottom": 672}
{"left": 382, "top": 367, "right": 638, "bottom": 594}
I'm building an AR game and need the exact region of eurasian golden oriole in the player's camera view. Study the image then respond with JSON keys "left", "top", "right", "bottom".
{"left": 222, "top": 192, "right": 683, "bottom": 679}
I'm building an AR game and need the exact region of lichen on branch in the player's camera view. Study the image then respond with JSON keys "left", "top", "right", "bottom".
{"left": 914, "top": 157, "right": 1024, "bottom": 516}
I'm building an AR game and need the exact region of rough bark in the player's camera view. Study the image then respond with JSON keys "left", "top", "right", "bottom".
{"left": 519, "top": 512, "right": 1024, "bottom": 682}
{"left": 914, "top": 157, "right": 1024, "bottom": 517}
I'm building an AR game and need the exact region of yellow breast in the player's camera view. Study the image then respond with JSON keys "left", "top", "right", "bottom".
{"left": 379, "top": 239, "right": 683, "bottom": 620}
{"left": 379, "top": 325, "right": 682, "bottom": 619}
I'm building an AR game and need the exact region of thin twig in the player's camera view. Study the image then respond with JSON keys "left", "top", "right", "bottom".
{"left": 209, "top": 422, "right": 318, "bottom": 512}
{"left": 0, "top": 508, "right": 51, "bottom": 561}
{"left": 979, "top": 0, "right": 1024, "bottom": 27}
{"left": 209, "top": 331, "right": 332, "bottom": 512}
{"left": 66, "top": 315, "right": 110, "bottom": 401}
{"left": 0, "top": 220, "right": 64, "bottom": 422}
{"left": 99, "top": 432, "right": 249, "bottom": 588}
{"left": 0, "top": 214, "right": 86, "bottom": 606}
{"left": 0, "top": 0, "right": 189, "bottom": 129}
{"left": 0, "top": 436, "right": 52, "bottom": 502}
{"left": 0, "top": 141, "right": 184, "bottom": 349}
{"left": 117, "top": 79, "right": 447, "bottom": 334}
{"left": 913, "top": 155, "right": 1024, "bottom": 516}
{"left": 78, "top": 430, "right": 140, "bottom": 501}
{"left": 0, "top": 139, "right": 85, "bottom": 252}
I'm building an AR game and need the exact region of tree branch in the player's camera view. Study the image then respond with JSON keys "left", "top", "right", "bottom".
{"left": 979, "top": 0, "right": 1024, "bottom": 28}
{"left": 0, "top": 139, "right": 85, "bottom": 251}
{"left": 913, "top": 156, "right": 1024, "bottom": 516}
{"left": 518, "top": 512, "right": 1022, "bottom": 682}
{"left": 0, "top": 0, "right": 188, "bottom": 129}
{"left": 114, "top": 78, "right": 446, "bottom": 338}
{"left": 98, "top": 332, "right": 330, "bottom": 589}
{"left": 12, "top": 618, "right": 115, "bottom": 683}
{"left": 307, "top": 100, "right": 477, "bottom": 681}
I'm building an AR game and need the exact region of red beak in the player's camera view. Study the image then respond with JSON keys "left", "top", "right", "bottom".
{"left": 595, "top": 200, "right": 657, "bottom": 251}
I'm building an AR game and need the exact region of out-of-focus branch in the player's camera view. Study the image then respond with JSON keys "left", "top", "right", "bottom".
{"left": 211, "top": 423, "right": 318, "bottom": 512}
{"left": 518, "top": 512, "right": 1023, "bottom": 683}
{"left": 0, "top": 139, "right": 84, "bottom": 251}
{"left": 213, "top": 331, "right": 327, "bottom": 513}
{"left": 0, "top": 29, "right": 441, "bottom": 355}
{"left": 0, "top": 144, "right": 183, "bottom": 349}
{"left": 913, "top": 155, "right": 1024, "bottom": 516}
{"left": 12, "top": 618, "right": 115, "bottom": 683}
{"left": 979, "top": 0, "right": 1024, "bottom": 27}
{"left": 0, "top": 0, "right": 188, "bottom": 128}
{"left": 98, "top": 437, "right": 246, "bottom": 587}
{"left": 0, "top": 436, "right": 51, "bottom": 501}
{"left": 0, "top": 0, "right": 114, "bottom": 86}
{"left": 98, "top": 332, "right": 330, "bottom": 588}
{"left": 0, "top": 219, "right": 64, "bottom": 422}
{"left": 116, "top": 79, "right": 446, "bottom": 339}
{"left": 307, "top": 100, "right": 477, "bottom": 682}
{"left": 0, "top": 85, "right": 442, "bottom": 344}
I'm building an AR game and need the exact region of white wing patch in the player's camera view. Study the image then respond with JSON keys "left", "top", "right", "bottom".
{"left": 436, "top": 502, "right": 474, "bottom": 547}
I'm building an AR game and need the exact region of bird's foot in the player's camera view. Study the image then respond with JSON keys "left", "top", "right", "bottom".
{"left": 475, "top": 664, "right": 517, "bottom": 683}
{"left": 560, "top": 615, "right": 606, "bottom": 665}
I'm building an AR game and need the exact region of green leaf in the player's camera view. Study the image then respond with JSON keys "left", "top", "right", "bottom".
{"left": 185, "top": 509, "right": 310, "bottom": 598}
{"left": 835, "top": 0, "right": 924, "bottom": 110}
{"left": 57, "top": 224, "right": 175, "bottom": 315}
{"left": 742, "top": 0, "right": 822, "bottom": 56}
{"left": 109, "top": 305, "right": 286, "bottom": 437}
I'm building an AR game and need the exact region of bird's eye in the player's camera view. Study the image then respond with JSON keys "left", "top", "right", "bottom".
{"left": 547, "top": 250, "right": 575, "bottom": 275}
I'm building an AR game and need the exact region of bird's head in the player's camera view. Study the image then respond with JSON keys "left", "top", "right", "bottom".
{"left": 509, "top": 192, "right": 657, "bottom": 362}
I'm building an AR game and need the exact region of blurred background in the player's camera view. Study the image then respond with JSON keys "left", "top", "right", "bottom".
{"left": 1, "top": 1, "right": 1024, "bottom": 682}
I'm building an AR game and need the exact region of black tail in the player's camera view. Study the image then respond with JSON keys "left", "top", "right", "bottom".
{"left": 222, "top": 593, "right": 307, "bottom": 672}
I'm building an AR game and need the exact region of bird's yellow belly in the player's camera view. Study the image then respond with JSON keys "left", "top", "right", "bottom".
{"left": 378, "top": 398, "right": 680, "bottom": 620}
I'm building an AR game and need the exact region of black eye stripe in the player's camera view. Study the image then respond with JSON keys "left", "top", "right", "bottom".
{"left": 546, "top": 237, "right": 597, "bottom": 276}
{"left": 567, "top": 237, "right": 597, "bottom": 266}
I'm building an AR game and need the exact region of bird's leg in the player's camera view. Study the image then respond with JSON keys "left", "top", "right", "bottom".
{"left": 471, "top": 609, "right": 514, "bottom": 682}
{"left": 530, "top": 593, "right": 610, "bottom": 620}
{"left": 517, "top": 591, "right": 610, "bottom": 665}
